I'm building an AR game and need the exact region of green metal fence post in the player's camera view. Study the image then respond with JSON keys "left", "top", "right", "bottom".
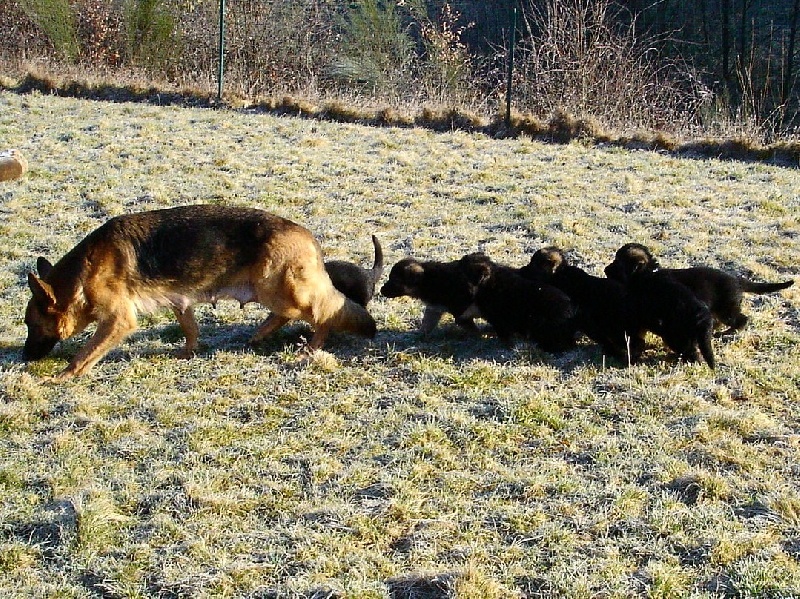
{"left": 505, "top": 0, "right": 517, "bottom": 128}
{"left": 217, "top": 0, "right": 226, "bottom": 102}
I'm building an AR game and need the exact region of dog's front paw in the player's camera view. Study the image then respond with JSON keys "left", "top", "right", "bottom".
{"left": 49, "top": 369, "right": 76, "bottom": 382}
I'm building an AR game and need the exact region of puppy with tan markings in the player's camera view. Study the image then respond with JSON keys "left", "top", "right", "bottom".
{"left": 621, "top": 266, "right": 716, "bottom": 368}
{"left": 325, "top": 235, "right": 384, "bottom": 307}
{"left": 525, "top": 247, "right": 716, "bottom": 367}
{"left": 24, "top": 205, "right": 376, "bottom": 379}
{"left": 520, "top": 247, "right": 645, "bottom": 363}
{"left": 380, "top": 257, "right": 480, "bottom": 333}
{"left": 605, "top": 242, "right": 794, "bottom": 336}
{"left": 459, "top": 253, "right": 578, "bottom": 352}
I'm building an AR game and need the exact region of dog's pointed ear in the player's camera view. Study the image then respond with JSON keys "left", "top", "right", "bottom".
{"left": 36, "top": 257, "right": 54, "bottom": 278}
{"left": 28, "top": 273, "right": 57, "bottom": 307}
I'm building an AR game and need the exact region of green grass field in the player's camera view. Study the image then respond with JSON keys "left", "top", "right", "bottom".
{"left": 1, "top": 90, "right": 799, "bottom": 598}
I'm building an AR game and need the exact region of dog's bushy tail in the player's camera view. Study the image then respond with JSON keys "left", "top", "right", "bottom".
{"left": 738, "top": 278, "right": 794, "bottom": 294}
{"left": 330, "top": 296, "right": 377, "bottom": 338}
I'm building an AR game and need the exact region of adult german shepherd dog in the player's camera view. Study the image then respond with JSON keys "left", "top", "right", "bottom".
{"left": 24, "top": 205, "right": 376, "bottom": 379}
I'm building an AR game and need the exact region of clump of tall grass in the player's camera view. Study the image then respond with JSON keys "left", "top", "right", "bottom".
{"left": 18, "top": 0, "right": 80, "bottom": 60}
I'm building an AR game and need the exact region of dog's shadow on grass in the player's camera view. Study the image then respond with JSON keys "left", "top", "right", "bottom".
{"left": 138, "top": 319, "right": 594, "bottom": 372}
{"left": 138, "top": 321, "right": 315, "bottom": 358}
{"left": 1, "top": 319, "right": 644, "bottom": 377}
{"left": 0, "top": 321, "right": 311, "bottom": 375}
{"left": 147, "top": 320, "right": 634, "bottom": 374}
{"left": 378, "top": 324, "right": 514, "bottom": 361}
{"left": 374, "top": 322, "right": 618, "bottom": 374}
{"left": 373, "top": 320, "right": 692, "bottom": 374}
{"left": 0, "top": 343, "right": 26, "bottom": 371}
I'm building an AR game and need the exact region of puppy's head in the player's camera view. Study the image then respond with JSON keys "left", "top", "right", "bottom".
{"left": 380, "top": 258, "right": 426, "bottom": 298}
{"left": 458, "top": 252, "right": 493, "bottom": 287}
{"left": 520, "top": 247, "right": 567, "bottom": 280}
{"left": 604, "top": 243, "right": 659, "bottom": 282}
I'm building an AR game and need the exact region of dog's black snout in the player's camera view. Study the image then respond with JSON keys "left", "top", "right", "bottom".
{"left": 23, "top": 337, "right": 58, "bottom": 361}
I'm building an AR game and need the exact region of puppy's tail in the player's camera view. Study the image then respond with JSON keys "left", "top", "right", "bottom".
{"left": 738, "top": 278, "right": 794, "bottom": 294}
{"left": 329, "top": 295, "right": 377, "bottom": 338}
{"left": 370, "top": 235, "right": 384, "bottom": 284}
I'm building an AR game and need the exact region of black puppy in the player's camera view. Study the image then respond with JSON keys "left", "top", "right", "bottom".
{"left": 621, "top": 267, "right": 716, "bottom": 368}
{"left": 520, "top": 247, "right": 645, "bottom": 363}
{"left": 605, "top": 242, "right": 794, "bottom": 336}
{"left": 326, "top": 235, "right": 384, "bottom": 307}
{"left": 380, "top": 256, "right": 480, "bottom": 332}
{"left": 459, "top": 253, "right": 578, "bottom": 352}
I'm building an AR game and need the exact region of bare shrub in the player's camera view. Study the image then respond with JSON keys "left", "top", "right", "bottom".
{"left": 75, "top": 0, "right": 123, "bottom": 66}
{"left": 413, "top": 2, "right": 476, "bottom": 105}
{"left": 222, "top": 0, "right": 338, "bottom": 97}
{"left": 164, "top": 1, "right": 218, "bottom": 90}
{"left": 513, "top": 0, "right": 710, "bottom": 134}
{"left": 697, "top": 42, "right": 793, "bottom": 145}
{"left": 0, "top": 0, "right": 55, "bottom": 60}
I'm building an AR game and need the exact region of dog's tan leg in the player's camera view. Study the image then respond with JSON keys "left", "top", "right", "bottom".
{"left": 173, "top": 306, "right": 199, "bottom": 358}
{"left": 250, "top": 314, "right": 290, "bottom": 344}
{"left": 56, "top": 310, "right": 138, "bottom": 379}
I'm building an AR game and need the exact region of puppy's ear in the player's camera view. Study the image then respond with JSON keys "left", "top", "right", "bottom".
{"left": 549, "top": 253, "right": 563, "bottom": 273}
{"left": 404, "top": 261, "right": 425, "bottom": 281}
{"left": 538, "top": 251, "right": 561, "bottom": 275}
{"left": 631, "top": 254, "right": 652, "bottom": 275}
{"left": 37, "top": 257, "right": 54, "bottom": 278}
{"left": 525, "top": 252, "right": 553, "bottom": 276}
{"left": 626, "top": 245, "right": 659, "bottom": 274}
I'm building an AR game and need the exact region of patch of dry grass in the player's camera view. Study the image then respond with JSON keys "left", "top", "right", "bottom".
{"left": 0, "top": 90, "right": 799, "bottom": 598}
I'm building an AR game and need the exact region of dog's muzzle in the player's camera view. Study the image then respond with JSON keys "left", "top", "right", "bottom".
{"left": 23, "top": 336, "right": 59, "bottom": 361}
